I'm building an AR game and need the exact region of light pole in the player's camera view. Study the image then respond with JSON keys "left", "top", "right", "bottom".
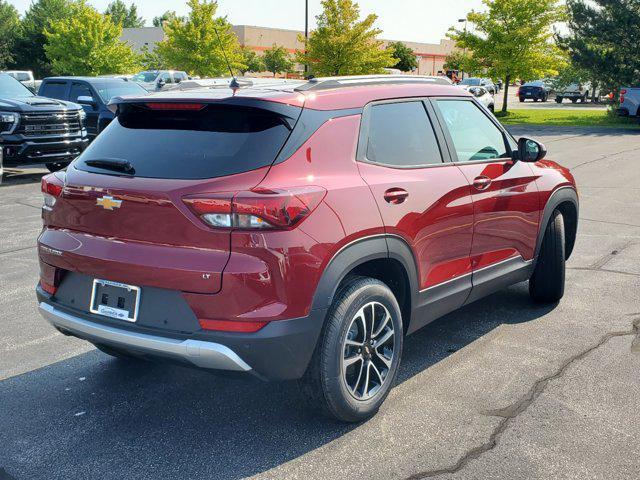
{"left": 457, "top": 18, "right": 467, "bottom": 80}
{"left": 304, "top": 0, "right": 309, "bottom": 75}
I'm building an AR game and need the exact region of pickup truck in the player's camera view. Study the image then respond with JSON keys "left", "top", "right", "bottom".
{"left": 0, "top": 73, "right": 88, "bottom": 174}
{"left": 1, "top": 70, "right": 41, "bottom": 93}
{"left": 618, "top": 87, "right": 640, "bottom": 119}
{"left": 555, "top": 83, "right": 589, "bottom": 103}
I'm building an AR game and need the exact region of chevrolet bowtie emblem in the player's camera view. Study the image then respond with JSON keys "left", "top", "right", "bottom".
{"left": 96, "top": 195, "right": 122, "bottom": 211}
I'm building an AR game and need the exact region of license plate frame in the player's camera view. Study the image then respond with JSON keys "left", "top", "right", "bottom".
{"left": 89, "top": 279, "right": 141, "bottom": 322}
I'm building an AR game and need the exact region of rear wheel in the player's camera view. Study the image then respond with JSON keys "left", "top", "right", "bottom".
{"left": 571, "top": 98, "right": 578, "bottom": 103}
{"left": 529, "top": 210, "right": 565, "bottom": 303}
{"left": 519, "top": 97, "right": 525, "bottom": 102}
{"left": 556, "top": 97, "right": 563, "bottom": 103}
{"left": 299, "top": 277, "right": 403, "bottom": 422}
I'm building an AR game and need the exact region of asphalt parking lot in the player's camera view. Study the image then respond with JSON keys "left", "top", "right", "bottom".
{"left": 1, "top": 125, "right": 639, "bottom": 479}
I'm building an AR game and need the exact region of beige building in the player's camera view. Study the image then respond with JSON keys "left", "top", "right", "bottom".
{"left": 122, "top": 25, "right": 455, "bottom": 75}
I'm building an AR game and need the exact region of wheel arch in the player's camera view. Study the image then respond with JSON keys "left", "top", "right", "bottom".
{"left": 534, "top": 187, "right": 579, "bottom": 265}
{"left": 311, "top": 235, "right": 419, "bottom": 335}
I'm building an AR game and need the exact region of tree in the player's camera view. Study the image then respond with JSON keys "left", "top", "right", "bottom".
{"left": 263, "top": 44, "right": 294, "bottom": 77}
{"left": 449, "top": 0, "right": 566, "bottom": 113}
{"left": 239, "top": 46, "right": 264, "bottom": 75}
{"left": 0, "top": 1, "right": 20, "bottom": 69}
{"left": 104, "top": 0, "right": 144, "bottom": 28}
{"left": 139, "top": 44, "right": 167, "bottom": 70}
{"left": 387, "top": 41, "right": 417, "bottom": 72}
{"left": 152, "top": 10, "right": 185, "bottom": 27}
{"left": 44, "top": 2, "right": 140, "bottom": 76}
{"left": 558, "top": 0, "right": 640, "bottom": 94}
{"left": 155, "top": 0, "right": 244, "bottom": 77}
{"left": 13, "top": 0, "right": 76, "bottom": 77}
{"left": 443, "top": 50, "right": 477, "bottom": 75}
{"left": 296, "top": 0, "right": 394, "bottom": 76}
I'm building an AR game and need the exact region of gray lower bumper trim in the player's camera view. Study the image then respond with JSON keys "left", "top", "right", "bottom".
{"left": 38, "top": 302, "right": 252, "bottom": 372}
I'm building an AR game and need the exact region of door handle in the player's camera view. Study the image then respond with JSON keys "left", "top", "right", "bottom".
{"left": 472, "top": 176, "right": 492, "bottom": 191}
{"left": 384, "top": 188, "right": 409, "bottom": 204}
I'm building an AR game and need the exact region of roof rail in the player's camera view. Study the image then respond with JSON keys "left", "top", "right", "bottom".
{"left": 175, "top": 77, "right": 306, "bottom": 91}
{"left": 294, "top": 74, "right": 453, "bottom": 91}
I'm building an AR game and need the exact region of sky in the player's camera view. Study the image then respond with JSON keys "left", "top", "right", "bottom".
{"left": 8, "top": 0, "right": 487, "bottom": 44}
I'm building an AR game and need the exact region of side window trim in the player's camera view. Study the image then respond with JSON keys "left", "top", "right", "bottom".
{"left": 355, "top": 98, "right": 449, "bottom": 169}
{"left": 428, "top": 97, "right": 516, "bottom": 164}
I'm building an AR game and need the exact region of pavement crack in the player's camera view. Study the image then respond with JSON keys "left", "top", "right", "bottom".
{"left": 405, "top": 318, "right": 640, "bottom": 479}
{"left": 571, "top": 145, "right": 640, "bottom": 170}
{"left": 0, "top": 245, "right": 37, "bottom": 256}
{"left": 568, "top": 266, "right": 640, "bottom": 278}
{"left": 588, "top": 241, "right": 634, "bottom": 270}
{"left": 580, "top": 217, "right": 640, "bottom": 229}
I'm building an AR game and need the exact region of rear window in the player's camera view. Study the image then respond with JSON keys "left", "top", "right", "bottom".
{"left": 76, "top": 103, "right": 297, "bottom": 180}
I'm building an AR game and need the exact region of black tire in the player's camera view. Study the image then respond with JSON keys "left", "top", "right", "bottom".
{"left": 571, "top": 98, "right": 577, "bottom": 103}
{"left": 519, "top": 97, "right": 525, "bottom": 102}
{"left": 529, "top": 210, "right": 565, "bottom": 303}
{"left": 556, "top": 97, "right": 563, "bottom": 103}
{"left": 45, "top": 162, "right": 66, "bottom": 172}
{"left": 488, "top": 104, "right": 495, "bottom": 113}
{"left": 299, "top": 276, "right": 403, "bottom": 422}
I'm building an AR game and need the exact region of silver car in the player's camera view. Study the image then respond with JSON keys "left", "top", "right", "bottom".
{"left": 132, "top": 70, "right": 189, "bottom": 92}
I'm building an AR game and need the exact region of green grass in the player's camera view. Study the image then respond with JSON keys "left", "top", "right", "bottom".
{"left": 495, "top": 109, "right": 638, "bottom": 128}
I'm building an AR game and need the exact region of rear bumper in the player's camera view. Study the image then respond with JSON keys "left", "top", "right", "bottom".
{"left": 36, "top": 286, "right": 326, "bottom": 380}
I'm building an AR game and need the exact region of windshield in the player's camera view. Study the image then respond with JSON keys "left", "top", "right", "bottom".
{"left": 523, "top": 81, "right": 544, "bottom": 87}
{"left": 460, "top": 78, "right": 481, "bottom": 86}
{"left": 76, "top": 103, "right": 298, "bottom": 180}
{"left": 96, "top": 81, "right": 148, "bottom": 103}
{"left": 132, "top": 72, "right": 159, "bottom": 83}
{"left": 0, "top": 74, "right": 34, "bottom": 97}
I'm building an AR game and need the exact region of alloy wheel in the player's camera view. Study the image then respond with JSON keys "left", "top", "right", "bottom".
{"left": 341, "top": 301, "right": 395, "bottom": 400}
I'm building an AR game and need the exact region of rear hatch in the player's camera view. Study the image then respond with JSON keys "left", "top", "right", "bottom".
{"left": 40, "top": 99, "right": 301, "bottom": 294}
{"left": 519, "top": 85, "right": 542, "bottom": 96}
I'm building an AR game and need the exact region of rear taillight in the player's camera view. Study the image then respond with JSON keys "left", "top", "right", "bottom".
{"left": 39, "top": 280, "right": 58, "bottom": 295}
{"left": 516, "top": 88, "right": 520, "bottom": 95}
{"left": 145, "top": 103, "right": 205, "bottom": 111}
{"left": 41, "top": 173, "right": 64, "bottom": 210}
{"left": 620, "top": 89, "right": 627, "bottom": 95}
{"left": 183, "top": 186, "right": 326, "bottom": 230}
{"left": 198, "top": 319, "right": 268, "bottom": 333}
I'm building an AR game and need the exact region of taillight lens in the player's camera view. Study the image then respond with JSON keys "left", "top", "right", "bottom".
{"left": 620, "top": 89, "right": 627, "bottom": 95}
{"left": 40, "top": 280, "right": 58, "bottom": 295}
{"left": 41, "top": 172, "right": 65, "bottom": 210}
{"left": 183, "top": 186, "right": 326, "bottom": 230}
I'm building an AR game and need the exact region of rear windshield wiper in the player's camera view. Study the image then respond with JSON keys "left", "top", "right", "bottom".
{"left": 84, "top": 158, "right": 135, "bottom": 175}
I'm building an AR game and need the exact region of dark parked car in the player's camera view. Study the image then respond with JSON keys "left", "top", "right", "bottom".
{"left": 37, "top": 76, "right": 578, "bottom": 422}
{"left": 0, "top": 73, "right": 87, "bottom": 172}
{"left": 517, "top": 80, "right": 553, "bottom": 102}
{"left": 38, "top": 77, "right": 148, "bottom": 141}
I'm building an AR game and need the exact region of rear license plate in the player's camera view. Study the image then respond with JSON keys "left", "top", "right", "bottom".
{"left": 525, "top": 92, "right": 532, "bottom": 96}
{"left": 90, "top": 279, "right": 141, "bottom": 322}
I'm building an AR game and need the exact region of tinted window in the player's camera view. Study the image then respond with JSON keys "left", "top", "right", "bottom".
{"left": 0, "top": 74, "right": 33, "bottom": 97}
{"left": 435, "top": 99, "right": 508, "bottom": 162}
{"left": 40, "top": 81, "right": 68, "bottom": 100}
{"left": 70, "top": 82, "right": 93, "bottom": 103}
{"left": 366, "top": 102, "right": 442, "bottom": 167}
{"left": 16, "top": 73, "right": 31, "bottom": 81}
{"left": 460, "top": 78, "right": 481, "bottom": 86}
{"left": 76, "top": 103, "right": 297, "bottom": 180}
{"left": 159, "top": 73, "right": 172, "bottom": 83}
{"left": 133, "top": 72, "right": 158, "bottom": 82}
{"left": 95, "top": 81, "right": 147, "bottom": 102}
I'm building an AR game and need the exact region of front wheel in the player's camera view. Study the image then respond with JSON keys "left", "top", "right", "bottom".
{"left": 556, "top": 97, "right": 563, "bottom": 103}
{"left": 529, "top": 210, "right": 565, "bottom": 303}
{"left": 299, "top": 277, "right": 403, "bottom": 422}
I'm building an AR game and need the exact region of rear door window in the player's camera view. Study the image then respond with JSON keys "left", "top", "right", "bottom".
{"left": 76, "top": 103, "right": 299, "bottom": 180}
{"left": 40, "top": 81, "right": 68, "bottom": 100}
{"left": 364, "top": 101, "right": 443, "bottom": 167}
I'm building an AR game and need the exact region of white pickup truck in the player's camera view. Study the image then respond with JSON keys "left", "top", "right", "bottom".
{"left": 1, "top": 70, "right": 41, "bottom": 93}
{"left": 618, "top": 87, "right": 640, "bottom": 119}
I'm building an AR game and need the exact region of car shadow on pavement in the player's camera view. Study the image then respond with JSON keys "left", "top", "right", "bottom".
{"left": 0, "top": 282, "right": 556, "bottom": 480}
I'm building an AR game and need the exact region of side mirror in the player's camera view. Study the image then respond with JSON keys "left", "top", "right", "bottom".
{"left": 77, "top": 95, "right": 96, "bottom": 109}
{"left": 516, "top": 137, "right": 547, "bottom": 162}
{"left": 469, "top": 87, "right": 484, "bottom": 98}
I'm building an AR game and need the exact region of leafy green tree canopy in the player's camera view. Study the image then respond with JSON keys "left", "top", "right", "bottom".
{"left": 0, "top": 1, "right": 20, "bottom": 69}
{"left": 14, "top": 0, "right": 76, "bottom": 77}
{"left": 263, "top": 44, "right": 294, "bottom": 76}
{"left": 152, "top": 10, "right": 186, "bottom": 28}
{"left": 449, "top": 0, "right": 566, "bottom": 112}
{"left": 104, "top": 0, "right": 145, "bottom": 28}
{"left": 155, "top": 0, "right": 244, "bottom": 77}
{"left": 45, "top": 1, "right": 140, "bottom": 76}
{"left": 387, "top": 41, "right": 417, "bottom": 72}
{"left": 297, "top": 0, "right": 394, "bottom": 76}
{"left": 558, "top": 0, "right": 640, "bottom": 91}
{"left": 239, "top": 46, "right": 264, "bottom": 74}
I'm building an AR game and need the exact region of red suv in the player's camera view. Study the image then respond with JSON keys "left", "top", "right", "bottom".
{"left": 36, "top": 76, "right": 578, "bottom": 422}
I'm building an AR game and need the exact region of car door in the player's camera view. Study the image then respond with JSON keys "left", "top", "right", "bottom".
{"left": 70, "top": 81, "right": 99, "bottom": 139}
{"left": 431, "top": 98, "right": 540, "bottom": 301}
{"left": 356, "top": 100, "right": 475, "bottom": 332}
